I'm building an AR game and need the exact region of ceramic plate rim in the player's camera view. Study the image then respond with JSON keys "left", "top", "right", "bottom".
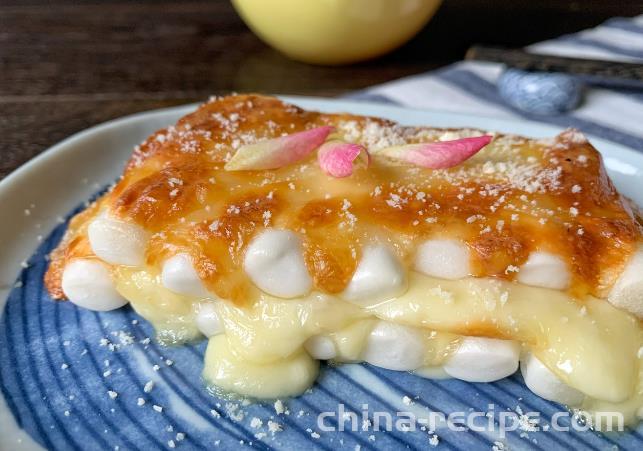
{"left": 3, "top": 93, "right": 643, "bottom": 305}
{"left": 1, "top": 95, "right": 642, "bottom": 449}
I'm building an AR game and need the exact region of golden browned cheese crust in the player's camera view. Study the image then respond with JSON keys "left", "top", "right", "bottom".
{"left": 45, "top": 94, "right": 643, "bottom": 304}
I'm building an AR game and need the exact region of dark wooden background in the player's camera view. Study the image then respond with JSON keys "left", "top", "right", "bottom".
{"left": 2, "top": 0, "right": 642, "bottom": 179}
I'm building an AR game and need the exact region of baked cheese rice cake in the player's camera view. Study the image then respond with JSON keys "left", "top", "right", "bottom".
{"left": 45, "top": 94, "right": 643, "bottom": 426}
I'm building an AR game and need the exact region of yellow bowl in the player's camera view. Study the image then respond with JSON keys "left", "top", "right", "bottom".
{"left": 232, "top": 0, "right": 443, "bottom": 65}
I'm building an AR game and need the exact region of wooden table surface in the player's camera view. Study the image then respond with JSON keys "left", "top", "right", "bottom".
{"left": 2, "top": 0, "right": 642, "bottom": 180}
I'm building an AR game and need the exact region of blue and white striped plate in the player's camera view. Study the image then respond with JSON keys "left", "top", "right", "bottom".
{"left": 1, "top": 97, "right": 642, "bottom": 450}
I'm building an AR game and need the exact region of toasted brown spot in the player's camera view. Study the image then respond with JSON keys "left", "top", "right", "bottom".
{"left": 45, "top": 94, "right": 642, "bottom": 305}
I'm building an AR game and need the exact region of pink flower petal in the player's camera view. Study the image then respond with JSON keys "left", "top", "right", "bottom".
{"left": 378, "top": 135, "right": 493, "bottom": 169}
{"left": 318, "top": 140, "right": 369, "bottom": 178}
{"left": 225, "top": 126, "right": 334, "bottom": 171}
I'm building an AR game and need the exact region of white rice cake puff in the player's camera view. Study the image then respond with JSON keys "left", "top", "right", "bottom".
{"left": 608, "top": 246, "right": 643, "bottom": 318}
{"left": 520, "top": 352, "right": 585, "bottom": 406}
{"left": 61, "top": 259, "right": 128, "bottom": 311}
{"left": 243, "top": 229, "right": 312, "bottom": 298}
{"left": 87, "top": 211, "right": 149, "bottom": 266}
{"left": 342, "top": 245, "right": 407, "bottom": 305}
{"left": 361, "top": 321, "right": 426, "bottom": 371}
{"left": 443, "top": 336, "right": 520, "bottom": 382}
{"left": 517, "top": 251, "right": 570, "bottom": 290}
{"left": 161, "top": 253, "right": 210, "bottom": 298}
{"left": 194, "top": 301, "right": 225, "bottom": 337}
{"left": 304, "top": 335, "right": 337, "bottom": 360}
{"left": 414, "top": 239, "right": 471, "bottom": 280}
{"left": 414, "top": 366, "right": 450, "bottom": 380}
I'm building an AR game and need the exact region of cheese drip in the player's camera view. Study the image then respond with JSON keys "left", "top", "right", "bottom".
{"left": 113, "top": 267, "right": 642, "bottom": 425}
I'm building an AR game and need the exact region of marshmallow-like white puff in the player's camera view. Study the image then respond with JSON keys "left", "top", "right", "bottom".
{"left": 414, "top": 239, "right": 470, "bottom": 280}
{"left": 342, "top": 245, "right": 406, "bottom": 305}
{"left": 443, "top": 337, "right": 520, "bottom": 382}
{"left": 87, "top": 212, "right": 149, "bottom": 266}
{"left": 304, "top": 335, "right": 337, "bottom": 360}
{"left": 61, "top": 259, "right": 128, "bottom": 311}
{"left": 161, "top": 253, "right": 210, "bottom": 298}
{"left": 414, "top": 366, "right": 450, "bottom": 380}
{"left": 517, "top": 251, "right": 570, "bottom": 290}
{"left": 608, "top": 247, "right": 643, "bottom": 318}
{"left": 361, "top": 321, "right": 426, "bottom": 371}
{"left": 243, "top": 229, "right": 312, "bottom": 298}
{"left": 520, "top": 352, "right": 584, "bottom": 406}
{"left": 194, "top": 301, "right": 224, "bottom": 337}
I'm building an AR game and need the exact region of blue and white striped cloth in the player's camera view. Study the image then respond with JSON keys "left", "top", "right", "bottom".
{"left": 349, "top": 15, "right": 643, "bottom": 152}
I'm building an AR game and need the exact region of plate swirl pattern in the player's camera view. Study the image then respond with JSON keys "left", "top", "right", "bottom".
{"left": 1, "top": 198, "right": 643, "bottom": 451}
{"left": 1, "top": 98, "right": 643, "bottom": 451}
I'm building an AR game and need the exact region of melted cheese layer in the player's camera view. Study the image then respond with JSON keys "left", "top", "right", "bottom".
{"left": 113, "top": 267, "right": 642, "bottom": 425}
{"left": 374, "top": 274, "right": 641, "bottom": 403}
